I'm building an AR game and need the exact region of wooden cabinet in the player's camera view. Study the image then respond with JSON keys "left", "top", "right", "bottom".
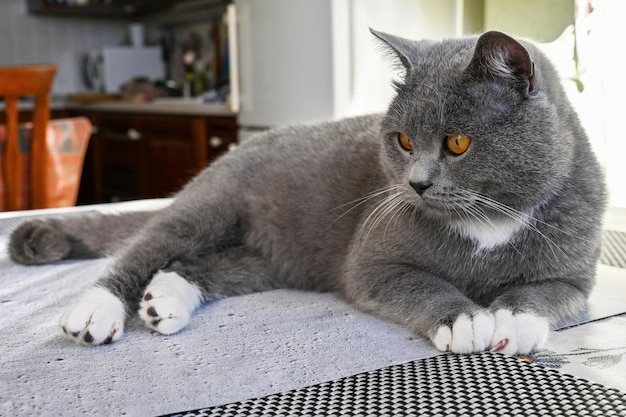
{"left": 76, "top": 111, "right": 237, "bottom": 204}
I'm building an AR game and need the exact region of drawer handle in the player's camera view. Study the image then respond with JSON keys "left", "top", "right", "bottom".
{"left": 209, "top": 136, "right": 224, "bottom": 148}
{"left": 127, "top": 128, "right": 142, "bottom": 140}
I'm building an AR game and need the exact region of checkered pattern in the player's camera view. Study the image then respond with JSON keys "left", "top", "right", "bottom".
{"left": 601, "top": 230, "right": 626, "bottom": 269}
{"left": 162, "top": 353, "right": 626, "bottom": 416}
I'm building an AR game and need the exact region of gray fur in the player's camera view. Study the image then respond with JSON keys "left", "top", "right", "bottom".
{"left": 9, "top": 211, "right": 155, "bottom": 264}
{"left": 9, "top": 31, "right": 606, "bottom": 348}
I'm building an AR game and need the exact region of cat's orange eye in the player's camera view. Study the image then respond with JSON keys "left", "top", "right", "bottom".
{"left": 446, "top": 134, "right": 471, "bottom": 155}
{"left": 398, "top": 132, "right": 413, "bottom": 152}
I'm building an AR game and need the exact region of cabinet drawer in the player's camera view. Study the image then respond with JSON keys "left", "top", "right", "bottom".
{"left": 136, "top": 115, "right": 195, "bottom": 140}
{"left": 99, "top": 137, "right": 145, "bottom": 168}
{"left": 76, "top": 111, "right": 237, "bottom": 204}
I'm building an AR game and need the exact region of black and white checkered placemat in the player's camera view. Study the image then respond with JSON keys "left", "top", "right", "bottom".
{"left": 601, "top": 230, "right": 626, "bottom": 269}
{"left": 161, "top": 353, "right": 626, "bottom": 417}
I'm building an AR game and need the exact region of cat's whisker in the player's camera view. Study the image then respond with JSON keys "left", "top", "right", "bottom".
{"left": 445, "top": 191, "right": 489, "bottom": 228}
{"left": 324, "top": 185, "right": 404, "bottom": 232}
{"left": 450, "top": 205, "right": 468, "bottom": 227}
{"left": 383, "top": 201, "right": 413, "bottom": 245}
{"left": 469, "top": 198, "right": 530, "bottom": 255}
{"left": 446, "top": 193, "right": 529, "bottom": 260}
{"left": 434, "top": 191, "right": 539, "bottom": 258}
{"left": 459, "top": 190, "right": 535, "bottom": 228}
{"left": 462, "top": 203, "right": 493, "bottom": 229}
{"left": 408, "top": 203, "right": 419, "bottom": 232}
{"left": 399, "top": 202, "right": 414, "bottom": 229}
{"left": 363, "top": 194, "right": 405, "bottom": 243}
{"left": 355, "top": 191, "right": 406, "bottom": 249}
{"left": 354, "top": 194, "right": 396, "bottom": 245}
{"left": 380, "top": 199, "right": 404, "bottom": 239}
{"left": 460, "top": 204, "right": 498, "bottom": 238}
{"left": 333, "top": 185, "right": 404, "bottom": 211}
{"left": 468, "top": 190, "right": 580, "bottom": 239}
{"left": 459, "top": 190, "right": 566, "bottom": 260}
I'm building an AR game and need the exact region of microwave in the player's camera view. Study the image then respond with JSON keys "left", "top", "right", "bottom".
{"left": 82, "top": 46, "right": 164, "bottom": 93}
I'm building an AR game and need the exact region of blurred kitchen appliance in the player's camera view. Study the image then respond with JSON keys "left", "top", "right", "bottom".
{"left": 83, "top": 46, "right": 164, "bottom": 93}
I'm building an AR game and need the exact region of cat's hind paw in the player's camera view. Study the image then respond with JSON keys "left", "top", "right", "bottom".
{"left": 60, "top": 287, "right": 125, "bottom": 345}
{"left": 138, "top": 271, "right": 203, "bottom": 335}
{"left": 490, "top": 309, "right": 549, "bottom": 355}
{"left": 431, "top": 311, "right": 495, "bottom": 354}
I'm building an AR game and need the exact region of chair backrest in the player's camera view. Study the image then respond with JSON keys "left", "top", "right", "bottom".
{"left": 0, "top": 64, "right": 57, "bottom": 210}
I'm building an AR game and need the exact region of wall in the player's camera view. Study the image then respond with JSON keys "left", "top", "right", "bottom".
{"left": 460, "top": 0, "right": 484, "bottom": 34}
{"left": 0, "top": 0, "right": 130, "bottom": 94}
{"left": 343, "top": 0, "right": 460, "bottom": 116}
{"left": 483, "top": 0, "right": 574, "bottom": 42}
{"left": 573, "top": 0, "right": 626, "bottom": 207}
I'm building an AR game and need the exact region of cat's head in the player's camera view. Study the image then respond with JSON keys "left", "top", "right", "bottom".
{"left": 374, "top": 30, "right": 578, "bottom": 222}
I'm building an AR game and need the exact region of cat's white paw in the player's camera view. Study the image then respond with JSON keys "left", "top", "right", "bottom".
{"left": 60, "top": 287, "right": 126, "bottom": 345}
{"left": 490, "top": 309, "right": 550, "bottom": 355}
{"left": 138, "top": 271, "right": 203, "bottom": 335}
{"left": 431, "top": 311, "right": 495, "bottom": 354}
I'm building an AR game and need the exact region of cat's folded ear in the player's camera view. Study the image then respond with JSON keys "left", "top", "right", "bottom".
{"left": 370, "top": 28, "right": 417, "bottom": 76}
{"left": 465, "top": 31, "right": 535, "bottom": 96}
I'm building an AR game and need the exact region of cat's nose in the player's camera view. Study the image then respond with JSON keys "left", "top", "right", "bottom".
{"left": 410, "top": 181, "right": 432, "bottom": 195}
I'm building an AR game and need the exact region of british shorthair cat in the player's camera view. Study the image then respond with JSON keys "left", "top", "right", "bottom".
{"left": 9, "top": 30, "right": 606, "bottom": 354}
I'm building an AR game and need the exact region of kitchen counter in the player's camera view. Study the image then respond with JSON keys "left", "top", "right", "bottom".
{"left": 4, "top": 96, "right": 236, "bottom": 117}
{"left": 64, "top": 98, "right": 235, "bottom": 116}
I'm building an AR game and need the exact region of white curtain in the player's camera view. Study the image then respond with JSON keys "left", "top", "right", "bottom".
{"left": 561, "top": 0, "right": 626, "bottom": 207}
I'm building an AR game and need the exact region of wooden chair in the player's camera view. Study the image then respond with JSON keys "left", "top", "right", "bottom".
{"left": 0, "top": 64, "right": 57, "bottom": 210}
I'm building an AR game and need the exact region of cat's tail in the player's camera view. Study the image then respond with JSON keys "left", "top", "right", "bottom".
{"left": 8, "top": 210, "right": 159, "bottom": 265}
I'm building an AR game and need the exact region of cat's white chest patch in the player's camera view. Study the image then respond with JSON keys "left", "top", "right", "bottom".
{"left": 453, "top": 215, "right": 527, "bottom": 251}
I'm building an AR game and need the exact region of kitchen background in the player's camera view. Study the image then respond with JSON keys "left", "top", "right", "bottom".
{"left": 0, "top": 0, "right": 231, "bottom": 97}
{"left": 0, "top": 0, "right": 624, "bottom": 208}
{"left": 0, "top": 0, "right": 131, "bottom": 94}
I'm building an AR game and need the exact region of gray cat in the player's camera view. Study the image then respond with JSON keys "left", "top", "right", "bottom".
{"left": 9, "top": 30, "right": 606, "bottom": 355}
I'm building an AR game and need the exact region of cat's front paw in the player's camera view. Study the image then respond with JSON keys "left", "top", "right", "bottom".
{"left": 431, "top": 311, "right": 495, "bottom": 354}
{"left": 490, "top": 309, "right": 550, "bottom": 355}
{"left": 60, "top": 287, "right": 126, "bottom": 345}
{"left": 138, "top": 271, "right": 202, "bottom": 335}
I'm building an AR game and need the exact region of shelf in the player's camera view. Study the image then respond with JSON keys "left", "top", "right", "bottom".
{"left": 27, "top": 0, "right": 175, "bottom": 18}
